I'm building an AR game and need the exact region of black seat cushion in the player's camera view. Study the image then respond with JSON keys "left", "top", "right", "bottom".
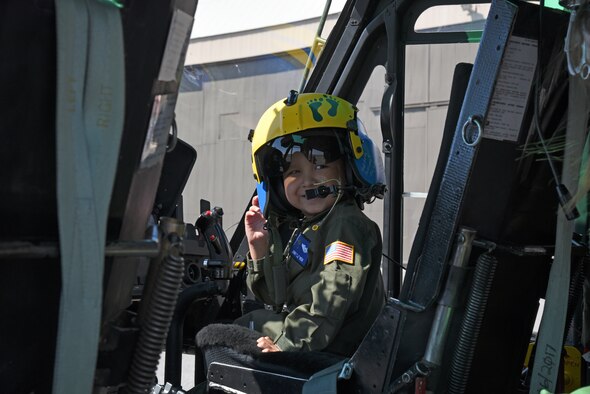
{"left": 196, "top": 324, "right": 346, "bottom": 379}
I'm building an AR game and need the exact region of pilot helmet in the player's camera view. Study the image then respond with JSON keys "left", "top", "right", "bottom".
{"left": 250, "top": 91, "right": 386, "bottom": 216}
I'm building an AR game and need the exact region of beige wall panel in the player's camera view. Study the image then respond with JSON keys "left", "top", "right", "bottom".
{"left": 177, "top": 38, "right": 474, "bottom": 244}
{"left": 428, "top": 43, "right": 478, "bottom": 103}
{"left": 404, "top": 108, "right": 428, "bottom": 193}
{"left": 181, "top": 140, "right": 253, "bottom": 235}
{"left": 405, "top": 45, "right": 429, "bottom": 106}
{"left": 416, "top": 4, "right": 489, "bottom": 30}
{"left": 360, "top": 66, "right": 387, "bottom": 109}
{"left": 176, "top": 91, "right": 205, "bottom": 146}
{"left": 177, "top": 70, "right": 303, "bottom": 237}
{"left": 186, "top": 15, "right": 339, "bottom": 65}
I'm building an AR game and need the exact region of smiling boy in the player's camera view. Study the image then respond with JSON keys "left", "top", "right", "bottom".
{"left": 238, "top": 92, "right": 387, "bottom": 356}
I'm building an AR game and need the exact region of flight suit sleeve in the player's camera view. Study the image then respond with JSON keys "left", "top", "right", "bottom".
{"left": 246, "top": 224, "right": 290, "bottom": 307}
{"left": 273, "top": 214, "right": 380, "bottom": 352}
{"left": 246, "top": 253, "right": 275, "bottom": 306}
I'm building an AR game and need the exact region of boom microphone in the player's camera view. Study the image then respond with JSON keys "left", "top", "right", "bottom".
{"left": 305, "top": 185, "right": 339, "bottom": 199}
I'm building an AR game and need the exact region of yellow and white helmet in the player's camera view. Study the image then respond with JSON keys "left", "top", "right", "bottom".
{"left": 250, "top": 91, "right": 386, "bottom": 215}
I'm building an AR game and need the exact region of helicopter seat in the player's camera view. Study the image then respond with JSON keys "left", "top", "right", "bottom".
{"left": 195, "top": 61, "right": 475, "bottom": 393}
{"left": 196, "top": 323, "right": 347, "bottom": 393}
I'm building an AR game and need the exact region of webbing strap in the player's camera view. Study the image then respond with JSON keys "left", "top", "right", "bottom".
{"left": 530, "top": 75, "right": 588, "bottom": 393}
{"left": 268, "top": 224, "right": 287, "bottom": 307}
{"left": 53, "top": 0, "right": 124, "bottom": 392}
{"left": 574, "top": 135, "right": 590, "bottom": 235}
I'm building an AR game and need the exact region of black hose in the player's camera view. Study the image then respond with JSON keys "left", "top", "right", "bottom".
{"left": 448, "top": 252, "right": 498, "bottom": 394}
{"left": 126, "top": 234, "right": 185, "bottom": 394}
{"left": 164, "top": 281, "right": 219, "bottom": 387}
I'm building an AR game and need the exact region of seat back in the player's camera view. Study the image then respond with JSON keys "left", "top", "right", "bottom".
{"left": 387, "top": 2, "right": 569, "bottom": 391}
{"left": 0, "top": 1, "right": 196, "bottom": 392}
{"left": 403, "top": 62, "right": 474, "bottom": 301}
{"left": 345, "top": 61, "right": 474, "bottom": 393}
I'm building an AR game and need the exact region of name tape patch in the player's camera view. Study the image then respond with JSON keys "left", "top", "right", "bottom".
{"left": 291, "top": 233, "right": 311, "bottom": 267}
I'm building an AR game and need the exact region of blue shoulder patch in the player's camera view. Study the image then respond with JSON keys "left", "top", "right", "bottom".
{"left": 290, "top": 233, "right": 311, "bottom": 267}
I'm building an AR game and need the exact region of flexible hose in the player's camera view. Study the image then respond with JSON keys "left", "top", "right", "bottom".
{"left": 126, "top": 234, "right": 185, "bottom": 394}
{"left": 448, "top": 252, "right": 498, "bottom": 394}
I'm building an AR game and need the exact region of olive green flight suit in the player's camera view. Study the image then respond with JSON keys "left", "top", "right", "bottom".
{"left": 242, "top": 198, "right": 385, "bottom": 356}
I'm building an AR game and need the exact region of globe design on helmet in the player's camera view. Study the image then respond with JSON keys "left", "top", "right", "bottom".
{"left": 250, "top": 91, "right": 386, "bottom": 216}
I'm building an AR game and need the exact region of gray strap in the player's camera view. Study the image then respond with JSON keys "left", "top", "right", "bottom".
{"left": 530, "top": 74, "right": 588, "bottom": 393}
{"left": 269, "top": 224, "right": 287, "bottom": 307}
{"left": 53, "top": 0, "right": 125, "bottom": 392}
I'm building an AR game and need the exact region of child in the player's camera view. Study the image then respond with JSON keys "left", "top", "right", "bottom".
{"left": 237, "top": 91, "right": 387, "bottom": 356}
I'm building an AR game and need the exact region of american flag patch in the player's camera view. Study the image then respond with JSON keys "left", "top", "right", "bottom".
{"left": 324, "top": 241, "right": 354, "bottom": 265}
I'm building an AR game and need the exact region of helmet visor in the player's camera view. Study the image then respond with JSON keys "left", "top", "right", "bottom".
{"left": 271, "top": 134, "right": 342, "bottom": 174}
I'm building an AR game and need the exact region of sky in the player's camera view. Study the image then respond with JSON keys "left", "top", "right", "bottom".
{"left": 191, "top": 0, "right": 347, "bottom": 38}
{"left": 190, "top": 0, "right": 567, "bottom": 39}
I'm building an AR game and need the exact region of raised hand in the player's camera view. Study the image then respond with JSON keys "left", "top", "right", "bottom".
{"left": 244, "top": 195, "right": 269, "bottom": 259}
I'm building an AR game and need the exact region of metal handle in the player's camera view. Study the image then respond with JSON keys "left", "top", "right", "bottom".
{"left": 461, "top": 115, "right": 483, "bottom": 146}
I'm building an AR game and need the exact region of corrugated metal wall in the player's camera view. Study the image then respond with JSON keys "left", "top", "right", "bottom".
{"left": 176, "top": 40, "right": 478, "bottom": 263}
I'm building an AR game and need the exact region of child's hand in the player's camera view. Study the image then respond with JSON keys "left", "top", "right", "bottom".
{"left": 244, "top": 195, "right": 269, "bottom": 259}
{"left": 256, "top": 336, "right": 281, "bottom": 352}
